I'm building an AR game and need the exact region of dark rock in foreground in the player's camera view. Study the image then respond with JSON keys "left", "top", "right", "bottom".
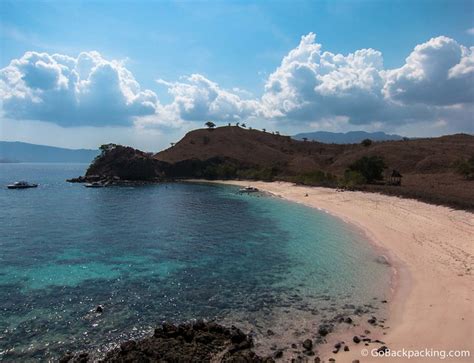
{"left": 61, "top": 321, "right": 274, "bottom": 363}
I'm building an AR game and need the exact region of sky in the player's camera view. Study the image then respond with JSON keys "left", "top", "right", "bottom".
{"left": 1, "top": 0, "right": 473, "bottom": 151}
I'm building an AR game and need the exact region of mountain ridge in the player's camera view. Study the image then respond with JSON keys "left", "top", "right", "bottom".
{"left": 0, "top": 141, "right": 99, "bottom": 163}
{"left": 293, "top": 131, "right": 404, "bottom": 143}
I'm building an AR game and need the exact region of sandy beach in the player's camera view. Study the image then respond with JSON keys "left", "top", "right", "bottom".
{"left": 194, "top": 180, "right": 473, "bottom": 362}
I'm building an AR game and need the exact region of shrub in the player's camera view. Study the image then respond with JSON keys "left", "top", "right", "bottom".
{"left": 236, "top": 167, "right": 278, "bottom": 181}
{"left": 361, "top": 139, "right": 372, "bottom": 147}
{"left": 454, "top": 157, "right": 474, "bottom": 180}
{"left": 347, "top": 156, "right": 386, "bottom": 183}
{"left": 341, "top": 170, "right": 367, "bottom": 187}
{"left": 290, "top": 170, "right": 337, "bottom": 186}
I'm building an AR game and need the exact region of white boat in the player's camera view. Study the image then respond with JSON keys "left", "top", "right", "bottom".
{"left": 84, "top": 181, "right": 107, "bottom": 188}
{"left": 239, "top": 186, "right": 259, "bottom": 193}
{"left": 7, "top": 181, "right": 38, "bottom": 189}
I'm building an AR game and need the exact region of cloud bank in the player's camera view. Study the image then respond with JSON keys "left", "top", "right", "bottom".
{"left": 157, "top": 74, "right": 259, "bottom": 123}
{"left": 260, "top": 33, "right": 473, "bottom": 131}
{"left": 1, "top": 34, "right": 473, "bottom": 133}
{"left": 0, "top": 51, "right": 159, "bottom": 126}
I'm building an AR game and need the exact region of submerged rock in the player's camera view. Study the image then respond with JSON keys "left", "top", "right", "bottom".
{"left": 273, "top": 349, "right": 284, "bottom": 359}
{"left": 317, "top": 324, "right": 332, "bottom": 336}
{"left": 61, "top": 321, "right": 275, "bottom": 362}
{"left": 368, "top": 317, "right": 377, "bottom": 325}
{"left": 303, "top": 339, "right": 313, "bottom": 350}
{"left": 375, "top": 255, "right": 391, "bottom": 266}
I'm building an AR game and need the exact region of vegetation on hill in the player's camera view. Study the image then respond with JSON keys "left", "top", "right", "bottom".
{"left": 454, "top": 157, "right": 474, "bottom": 180}
{"left": 347, "top": 156, "right": 386, "bottom": 183}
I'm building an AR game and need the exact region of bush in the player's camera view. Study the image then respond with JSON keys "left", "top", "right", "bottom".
{"left": 361, "top": 139, "right": 372, "bottom": 147}
{"left": 454, "top": 157, "right": 474, "bottom": 180}
{"left": 236, "top": 167, "right": 278, "bottom": 181}
{"left": 347, "top": 156, "right": 386, "bottom": 183}
{"left": 290, "top": 170, "right": 337, "bottom": 186}
{"left": 201, "top": 163, "right": 238, "bottom": 179}
{"left": 341, "top": 170, "right": 367, "bottom": 187}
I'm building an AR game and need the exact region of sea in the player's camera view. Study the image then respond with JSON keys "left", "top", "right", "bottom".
{"left": 0, "top": 163, "right": 392, "bottom": 360}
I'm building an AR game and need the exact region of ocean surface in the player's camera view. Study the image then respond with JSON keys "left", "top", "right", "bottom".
{"left": 0, "top": 163, "right": 391, "bottom": 360}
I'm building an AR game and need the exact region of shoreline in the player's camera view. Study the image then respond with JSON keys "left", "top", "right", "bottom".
{"left": 189, "top": 180, "right": 473, "bottom": 362}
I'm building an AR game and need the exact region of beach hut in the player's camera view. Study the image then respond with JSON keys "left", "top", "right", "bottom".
{"left": 389, "top": 169, "right": 402, "bottom": 186}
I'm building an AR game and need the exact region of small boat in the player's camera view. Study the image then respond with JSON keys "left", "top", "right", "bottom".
{"left": 84, "top": 181, "right": 107, "bottom": 188}
{"left": 239, "top": 186, "right": 259, "bottom": 193}
{"left": 7, "top": 181, "right": 38, "bottom": 189}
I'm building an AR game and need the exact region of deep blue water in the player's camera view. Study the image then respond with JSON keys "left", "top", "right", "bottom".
{"left": 0, "top": 163, "right": 391, "bottom": 360}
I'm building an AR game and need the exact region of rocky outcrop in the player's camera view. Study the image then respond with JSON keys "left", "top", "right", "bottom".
{"left": 85, "top": 145, "right": 171, "bottom": 181}
{"left": 60, "top": 321, "right": 274, "bottom": 363}
{"left": 67, "top": 143, "right": 263, "bottom": 183}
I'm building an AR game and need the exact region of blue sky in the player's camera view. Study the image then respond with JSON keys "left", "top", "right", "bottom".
{"left": 1, "top": 0, "right": 473, "bottom": 150}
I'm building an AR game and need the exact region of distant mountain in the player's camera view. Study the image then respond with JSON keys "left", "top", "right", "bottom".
{"left": 293, "top": 131, "right": 404, "bottom": 144}
{"left": 0, "top": 141, "right": 99, "bottom": 163}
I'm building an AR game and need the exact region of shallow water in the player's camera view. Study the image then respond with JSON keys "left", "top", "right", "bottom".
{"left": 0, "top": 163, "right": 391, "bottom": 360}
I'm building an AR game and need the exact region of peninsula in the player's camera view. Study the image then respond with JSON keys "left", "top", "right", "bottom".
{"left": 69, "top": 126, "right": 474, "bottom": 210}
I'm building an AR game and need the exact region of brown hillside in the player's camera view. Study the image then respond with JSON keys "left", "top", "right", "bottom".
{"left": 155, "top": 126, "right": 474, "bottom": 209}
{"left": 156, "top": 126, "right": 473, "bottom": 175}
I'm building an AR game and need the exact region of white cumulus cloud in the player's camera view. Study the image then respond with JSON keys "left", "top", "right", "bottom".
{"left": 384, "top": 36, "right": 474, "bottom": 106}
{"left": 156, "top": 74, "right": 260, "bottom": 123}
{"left": 260, "top": 32, "right": 387, "bottom": 124}
{"left": 259, "top": 33, "right": 473, "bottom": 130}
{"left": 1, "top": 34, "right": 473, "bottom": 135}
{"left": 0, "top": 51, "right": 159, "bottom": 126}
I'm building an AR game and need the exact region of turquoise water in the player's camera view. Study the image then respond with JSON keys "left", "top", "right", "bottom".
{"left": 0, "top": 163, "right": 391, "bottom": 360}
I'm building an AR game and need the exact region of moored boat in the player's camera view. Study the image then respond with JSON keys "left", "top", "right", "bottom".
{"left": 238, "top": 186, "right": 259, "bottom": 193}
{"left": 7, "top": 181, "right": 38, "bottom": 189}
{"left": 84, "top": 181, "right": 107, "bottom": 188}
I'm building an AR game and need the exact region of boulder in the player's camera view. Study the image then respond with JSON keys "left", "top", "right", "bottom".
{"left": 303, "top": 339, "right": 313, "bottom": 350}
{"left": 317, "top": 324, "right": 332, "bottom": 336}
{"left": 273, "top": 349, "right": 283, "bottom": 359}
